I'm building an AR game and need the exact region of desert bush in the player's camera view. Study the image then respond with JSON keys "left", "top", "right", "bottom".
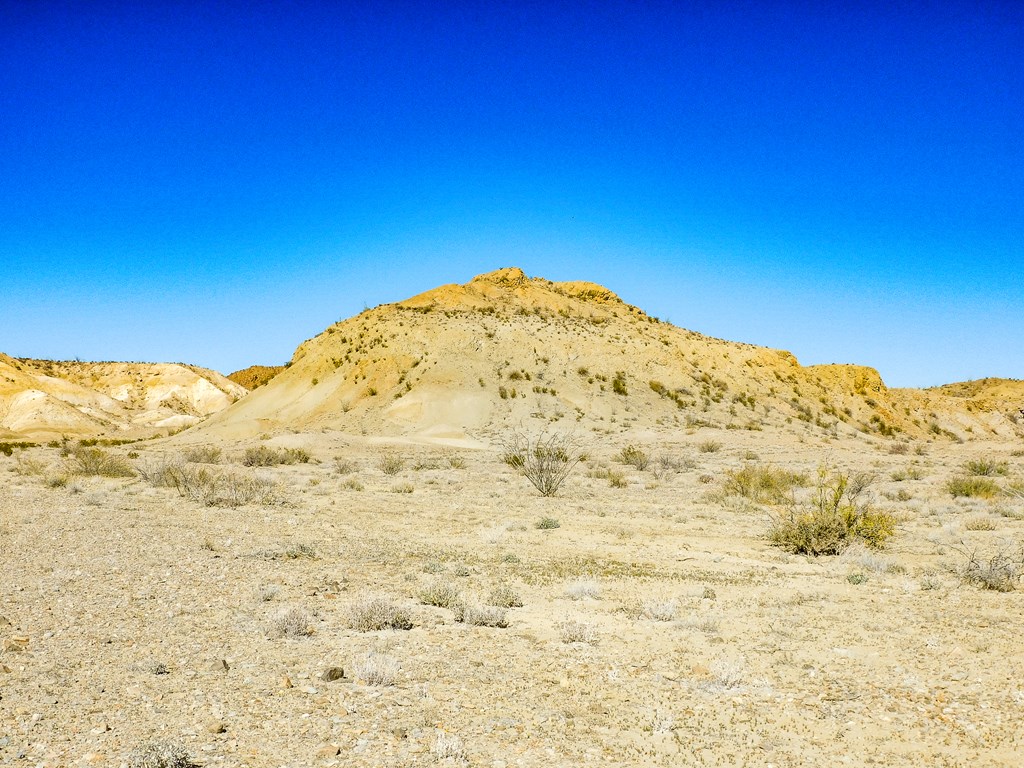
{"left": 642, "top": 599, "right": 679, "bottom": 622}
{"left": 377, "top": 451, "right": 406, "bottom": 475}
{"left": 963, "top": 458, "right": 1008, "bottom": 477}
{"left": 557, "top": 619, "right": 598, "bottom": 644}
{"left": 66, "top": 446, "right": 135, "bottom": 477}
{"left": 431, "top": 732, "right": 466, "bottom": 762}
{"left": 140, "top": 460, "right": 276, "bottom": 506}
{"left": 486, "top": 584, "right": 523, "bottom": 608}
{"left": 14, "top": 455, "right": 48, "bottom": 477}
{"left": 182, "top": 446, "right": 222, "bottom": 464}
{"left": 768, "top": 468, "right": 895, "bottom": 555}
{"left": 722, "top": 463, "right": 807, "bottom": 504}
{"left": 651, "top": 455, "right": 687, "bottom": 480}
{"left": 617, "top": 444, "right": 650, "bottom": 470}
{"left": 350, "top": 652, "right": 400, "bottom": 686}
{"left": 454, "top": 602, "right": 509, "bottom": 628}
{"left": 445, "top": 453, "right": 467, "bottom": 469}
{"left": 565, "top": 578, "right": 601, "bottom": 600}
{"left": 500, "top": 429, "right": 583, "bottom": 497}
{"left": 964, "top": 514, "right": 998, "bottom": 531}
{"left": 0, "top": 441, "right": 37, "bottom": 456}
{"left": 419, "top": 580, "right": 461, "bottom": 609}
{"left": 347, "top": 595, "right": 413, "bottom": 631}
{"left": 342, "top": 477, "right": 364, "bottom": 491}
{"left": 270, "top": 606, "right": 314, "bottom": 638}
{"left": 607, "top": 469, "right": 628, "bottom": 488}
{"left": 334, "top": 457, "right": 358, "bottom": 474}
{"left": 242, "top": 445, "right": 310, "bottom": 467}
{"left": 947, "top": 475, "right": 999, "bottom": 499}
{"left": 390, "top": 482, "right": 414, "bottom": 493}
{"left": 535, "top": 516, "right": 560, "bottom": 530}
{"left": 698, "top": 440, "right": 722, "bottom": 454}
{"left": 950, "top": 541, "right": 1023, "bottom": 592}
{"left": 127, "top": 742, "right": 196, "bottom": 768}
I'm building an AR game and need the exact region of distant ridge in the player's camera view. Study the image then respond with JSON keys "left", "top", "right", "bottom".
{"left": 227, "top": 365, "right": 287, "bottom": 391}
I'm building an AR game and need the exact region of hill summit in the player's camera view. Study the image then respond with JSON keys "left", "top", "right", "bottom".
{"left": 192, "top": 268, "right": 1024, "bottom": 444}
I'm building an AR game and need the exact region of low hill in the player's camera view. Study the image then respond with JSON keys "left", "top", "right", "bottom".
{"left": 0, "top": 354, "right": 246, "bottom": 441}
{"left": 188, "top": 268, "right": 1024, "bottom": 445}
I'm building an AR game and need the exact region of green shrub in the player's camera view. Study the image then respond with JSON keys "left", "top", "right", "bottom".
{"left": 535, "top": 517, "right": 561, "bottom": 529}
{"left": 769, "top": 469, "right": 895, "bottom": 555}
{"left": 378, "top": 451, "right": 406, "bottom": 475}
{"left": 947, "top": 476, "right": 999, "bottom": 499}
{"left": 698, "top": 440, "right": 722, "bottom": 454}
{"left": 722, "top": 463, "right": 807, "bottom": 504}
{"left": 963, "top": 458, "right": 1008, "bottom": 477}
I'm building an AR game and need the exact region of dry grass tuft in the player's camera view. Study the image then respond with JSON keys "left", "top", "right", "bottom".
{"left": 347, "top": 595, "right": 413, "bottom": 631}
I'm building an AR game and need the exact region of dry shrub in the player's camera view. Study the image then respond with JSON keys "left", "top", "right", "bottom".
{"left": 128, "top": 742, "right": 196, "bottom": 768}
{"left": 769, "top": 468, "right": 895, "bottom": 555}
{"left": 242, "top": 445, "right": 310, "bottom": 467}
{"left": 642, "top": 599, "right": 679, "bottom": 622}
{"left": 347, "top": 595, "right": 413, "bottom": 631}
{"left": 722, "top": 463, "right": 807, "bottom": 504}
{"left": 65, "top": 446, "right": 135, "bottom": 477}
{"left": 270, "top": 606, "right": 314, "bottom": 638}
{"left": 454, "top": 602, "right": 509, "bottom": 628}
{"left": 565, "top": 578, "right": 601, "bottom": 600}
{"left": 377, "top": 451, "right": 406, "bottom": 475}
{"left": 419, "top": 580, "right": 461, "bottom": 609}
{"left": 486, "top": 584, "right": 523, "bottom": 608}
{"left": 950, "top": 541, "right": 1024, "bottom": 592}
{"left": 500, "top": 428, "right": 583, "bottom": 497}
{"left": 698, "top": 440, "right": 722, "bottom": 454}
{"left": 963, "top": 458, "right": 1008, "bottom": 477}
{"left": 182, "top": 445, "right": 222, "bottom": 464}
{"left": 350, "top": 652, "right": 400, "bottom": 686}
{"left": 139, "top": 459, "right": 276, "bottom": 506}
{"left": 14, "top": 455, "right": 48, "bottom": 477}
{"left": 557, "top": 619, "right": 598, "bottom": 644}
{"left": 616, "top": 444, "right": 649, "bottom": 470}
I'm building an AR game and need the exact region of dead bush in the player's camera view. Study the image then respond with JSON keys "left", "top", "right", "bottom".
{"left": 65, "top": 446, "right": 135, "bottom": 477}
{"left": 127, "top": 742, "right": 196, "bottom": 768}
{"left": 722, "top": 463, "right": 807, "bottom": 504}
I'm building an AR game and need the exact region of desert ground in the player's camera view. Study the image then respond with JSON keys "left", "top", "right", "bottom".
{"left": 2, "top": 426, "right": 1023, "bottom": 767}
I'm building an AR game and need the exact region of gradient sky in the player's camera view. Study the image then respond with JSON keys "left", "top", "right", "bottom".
{"left": 2, "top": 1, "right": 1021, "bottom": 387}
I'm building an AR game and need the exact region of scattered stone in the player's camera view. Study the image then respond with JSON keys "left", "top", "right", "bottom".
{"left": 3, "top": 636, "right": 28, "bottom": 652}
{"left": 320, "top": 666, "right": 345, "bottom": 682}
{"left": 280, "top": 675, "right": 293, "bottom": 688}
{"left": 316, "top": 744, "right": 341, "bottom": 758}
{"left": 206, "top": 719, "right": 227, "bottom": 734}
{"left": 210, "top": 658, "right": 230, "bottom": 673}
{"left": 0, "top": 615, "right": 11, "bottom": 626}
{"left": 0, "top": 663, "right": 11, "bottom": 673}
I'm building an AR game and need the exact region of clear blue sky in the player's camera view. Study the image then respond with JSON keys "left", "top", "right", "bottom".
{"left": 1, "top": 1, "right": 1021, "bottom": 387}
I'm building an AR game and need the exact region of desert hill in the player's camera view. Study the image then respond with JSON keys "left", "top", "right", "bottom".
{"left": 227, "top": 364, "right": 287, "bottom": 391}
{"left": 0, "top": 354, "right": 246, "bottom": 441}
{"left": 188, "top": 268, "right": 1024, "bottom": 444}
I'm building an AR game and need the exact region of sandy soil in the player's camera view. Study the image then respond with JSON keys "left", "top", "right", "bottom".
{"left": 2, "top": 429, "right": 1023, "bottom": 767}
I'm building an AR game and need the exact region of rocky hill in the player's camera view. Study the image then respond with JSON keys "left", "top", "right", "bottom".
{"left": 189, "top": 268, "right": 1024, "bottom": 445}
{"left": 227, "top": 365, "right": 287, "bottom": 391}
{"left": 0, "top": 354, "right": 246, "bottom": 441}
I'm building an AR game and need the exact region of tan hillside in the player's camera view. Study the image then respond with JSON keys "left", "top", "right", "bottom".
{"left": 0, "top": 354, "right": 247, "bottom": 441}
{"left": 227, "top": 364, "right": 287, "bottom": 391}
{"left": 189, "top": 267, "right": 1024, "bottom": 445}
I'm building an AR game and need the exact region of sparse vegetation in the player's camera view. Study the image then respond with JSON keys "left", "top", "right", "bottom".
{"left": 698, "top": 440, "right": 722, "bottom": 454}
{"left": 535, "top": 516, "right": 561, "bottom": 529}
{"left": 270, "top": 606, "right": 315, "bottom": 638}
{"left": 949, "top": 541, "right": 1024, "bottom": 592}
{"left": 127, "top": 742, "right": 196, "bottom": 768}
{"left": 963, "top": 458, "right": 1008, "bottom": 477}
{"left": 351, "top": 652, "right": 401, "bottom": 685}
{"left": 454, "top": 602, "right": 509, "bottom": 627}
{"left": 419, "top": 580, "right": 461, "bottom": 609}
{"left": 182, "top": 445, "right": 222, "bottom": 464}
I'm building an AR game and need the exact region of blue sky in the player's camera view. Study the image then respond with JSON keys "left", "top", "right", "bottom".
{"left": 1, "top": 1, "right": 1021, "bottom": 387}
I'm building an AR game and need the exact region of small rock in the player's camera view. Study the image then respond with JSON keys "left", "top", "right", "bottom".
{"left": 0, "top": 663, "right": 11, "bottom": 674}
{"left": 3, "top": 636, "right": 28, "bottom": 652}
{"left": 210, "top": 659, "right": 230, "bottom": 673}
{"left": 301, "top": 685, "right": 318, "bottom": 694}
{"left": 316, "top": 745, "right": 341, "bottom": 758}
{"left": 280, "top": 675, "right": 293, "bottom": 689}
{"left": 207, "top": 719, "right": 227, "bottom": 734}
{"left": 0, "top": 615, "right": 11, "bottom": 626}
{"left": 320, "top": 667, "right": 345, "bottom": 682}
